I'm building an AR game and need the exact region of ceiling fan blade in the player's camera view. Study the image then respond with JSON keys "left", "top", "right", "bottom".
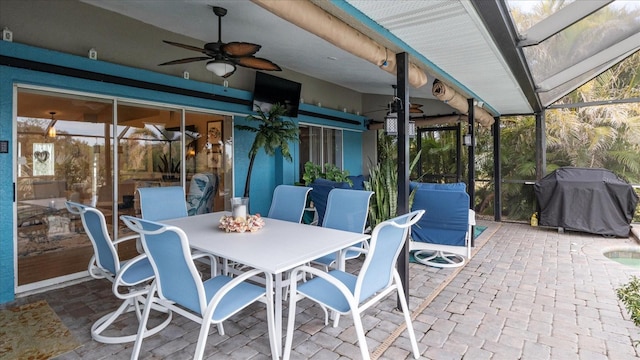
{"left": 158, "top": 57, "right": 211, "bottom": 66}
{"left": 409, "top": 107, "right": 424, "bottom": 114}
{"left": 236, "top": 57, "right": 282, "bottom": 71}
{"left": 163, "top": 40, "right": 206, "bottom": 54}
{"left": 222, "top": 42, "right": 261, "bottom": 57}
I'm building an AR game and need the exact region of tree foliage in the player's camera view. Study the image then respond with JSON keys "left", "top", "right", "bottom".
{"left": 235, "top": 104, "right": 299, "bottom": 198}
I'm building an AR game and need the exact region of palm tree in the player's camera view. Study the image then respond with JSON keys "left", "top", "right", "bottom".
{"left": 235, "top": 103, "right": 299, "bottom": 198}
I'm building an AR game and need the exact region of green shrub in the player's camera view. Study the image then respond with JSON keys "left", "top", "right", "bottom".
{"left": 617, "top": 275, "right": 640, "bottom": 327}
{"left": 302, "top": 161, "right": 352, "bottom": 186}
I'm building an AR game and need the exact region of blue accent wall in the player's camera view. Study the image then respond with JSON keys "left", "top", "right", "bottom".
{"left": 343, "top": 131, "right": 364, "bottom": 176}
{"left": 0, "top": 41, "right": 366, "bottom": 303}
{"left": 0, "top": 65, "right": 13, "bottom": 304}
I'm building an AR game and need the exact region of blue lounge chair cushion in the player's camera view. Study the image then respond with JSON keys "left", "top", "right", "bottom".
{"left": 348, "top": 175, "right": 366, "bottom": 190}
{"left": 309, "top": 178, "right": 351, "bottom": 225}
{"left": 410, "top": 183, "right": 470, "bottom": 247}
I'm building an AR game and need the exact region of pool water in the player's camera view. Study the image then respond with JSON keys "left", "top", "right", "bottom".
{"left": 604, "top": 249, "right": 640, "bottom": 268}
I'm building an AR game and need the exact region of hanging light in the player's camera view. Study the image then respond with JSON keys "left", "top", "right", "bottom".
{"left": 384, "top": 112, "right": 416, "bottom": 137}
{"left": 384, "top": 112, "right": 398, "bottom": 135}
{"left": 46, "top": 112, "right": 57, "bottom": 138}
{"left": 206, "top": 59, "right": 236, "bottom": 77}
{"left": 383, "top": 85, "right": 416, "bottom": 137}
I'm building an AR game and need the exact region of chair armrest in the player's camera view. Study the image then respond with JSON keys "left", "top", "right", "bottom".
{"left": 87, "top": 255, "right": 108, "bottom": 280}
{"left": 345, "top": 246, "right": 368, "bottom": 256}
{"left": 113, "top": 254, "right": 152, "bottom": 299}
{"left": 192, "top": 252, "right": 218, "bottom": 276}
{"left": 201, "top": 268, "right": 271, "bottom": 321}
{"left": 468, "top": 209, "right": 476, "bottom": 225}
{"left": 290, "top": 266, "right": 356, "bottom": 304}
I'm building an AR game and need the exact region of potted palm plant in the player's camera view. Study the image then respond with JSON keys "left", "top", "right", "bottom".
{"left": 235, "top": 103, "right": 299, "bottom": 198}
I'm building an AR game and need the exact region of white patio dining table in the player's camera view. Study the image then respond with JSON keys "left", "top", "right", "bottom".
{"left": 162, "top": 211, "right": 370, "bottom": 351}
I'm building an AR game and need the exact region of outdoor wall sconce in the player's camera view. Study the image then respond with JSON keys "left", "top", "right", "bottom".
{"left": 2, "top": 27, "right": 13, "bottom": 42}
{"left": 384, "top": 112, "right": 416, "bottom": 137}
{"left": 463, "top": 133, "right": 475, "bottom": 147}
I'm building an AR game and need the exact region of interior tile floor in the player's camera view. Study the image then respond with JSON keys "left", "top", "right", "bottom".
{"left": 3, "top": 220, "right": 640, "bottom": 359}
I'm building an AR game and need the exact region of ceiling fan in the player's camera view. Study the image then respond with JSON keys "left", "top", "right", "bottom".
{"left": 159, "top": 6, "right": 282, "bottom": 78}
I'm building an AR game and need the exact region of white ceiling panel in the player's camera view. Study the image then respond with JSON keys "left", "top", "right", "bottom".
{"left": 345, "top": 0, "right": 532, "bottom": 115}
{"left": 78, "top": 0, "right": 637, "bottom": 117}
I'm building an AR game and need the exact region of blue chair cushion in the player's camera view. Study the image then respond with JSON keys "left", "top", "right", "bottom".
{"left": 347, "top": 175, "right": 366, "bottom": 190}
{"left": 119, "top": 257, "right": 155, "bottom": 286}
{"left": 410, "top": 181, "right": 466, "bottom": 192}
{"left": 297, "top": 270, "right": 356, "bottom": 313}
{"left": 202, "top": 275, "right": 265, "bottom": 321}
{"left": 410, "top": 184, "right": 470, "bottom": 247}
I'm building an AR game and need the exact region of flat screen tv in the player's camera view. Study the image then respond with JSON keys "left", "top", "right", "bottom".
{"left": 252, "top": 72, "right": 302, "bottom": 117}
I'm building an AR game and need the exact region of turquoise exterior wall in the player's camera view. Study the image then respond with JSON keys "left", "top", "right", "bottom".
{"left": 0, "top": 41, "right": 366, "bottom": 303}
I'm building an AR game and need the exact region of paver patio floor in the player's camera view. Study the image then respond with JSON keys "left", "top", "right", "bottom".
{"left": 3, "top": 220, "right": 640, "bottom": 359}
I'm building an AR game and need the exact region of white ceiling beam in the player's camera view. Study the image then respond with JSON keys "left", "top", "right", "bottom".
{"left": 518, "top": 0, "right": 613, "bottom": 47}
{"left": 536, "top": 32, "right": 640, "bottom": 92}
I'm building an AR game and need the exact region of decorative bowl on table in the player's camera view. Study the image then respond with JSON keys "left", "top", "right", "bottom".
{"left": 219, "top": 214, "right": 265, "bottom": 233}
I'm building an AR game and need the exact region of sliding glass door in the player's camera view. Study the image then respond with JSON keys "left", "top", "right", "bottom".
{"left": 15, "top": 87, "right": 234, "bottom": 290}
{"left": 16, "top": 89, "right": 114, "bottom": 287}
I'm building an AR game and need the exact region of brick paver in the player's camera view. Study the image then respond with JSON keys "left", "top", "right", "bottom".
{"left": 3, "top": 221, "right": 640, "bottom": 359}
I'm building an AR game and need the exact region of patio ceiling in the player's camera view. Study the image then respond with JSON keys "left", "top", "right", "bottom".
{"left": 79, "top": 0, "right": 640, "bottom": 118}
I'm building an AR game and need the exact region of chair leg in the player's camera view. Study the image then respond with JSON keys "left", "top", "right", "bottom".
{"left": 414, "top": 250, "right": 466, "bottom": 268}
{"left": 91, "top": 298, "right": 130, "bottom": 342}
{"left": 351, "top": 310, "right": 370, "bottom": 360}
{"left": 332, "top": 313, "right": 341, "bottom": 328}
{"left": 93, "top": 294, "right": 172, "bottom": 344}
{"left": 193, "top": 318, "right": 213, "bottom": 360}
{"left": 130, "top": 292, "right": 156, "bottom": 360}
{"left": 394, "top": 274, "right": 420, "bottom": 358}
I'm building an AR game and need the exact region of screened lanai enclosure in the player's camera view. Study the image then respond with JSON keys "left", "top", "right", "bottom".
{"left": 1, "top": 0, "right": 639, "bottom": 301}
{"left": 386, "top": 0, "right": 640, "bottom": 223}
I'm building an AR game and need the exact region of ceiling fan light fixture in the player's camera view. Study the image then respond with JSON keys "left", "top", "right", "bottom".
{"left": 160, "top": 7, "right": 280, "bottom": 78}
{"left": 206, "top": 60, "right": 236, "bottom": 77}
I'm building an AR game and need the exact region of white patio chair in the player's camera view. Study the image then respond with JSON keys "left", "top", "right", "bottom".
{"left": 267, "top": 184, "right": 312, "bottom": 223}
{"left": 311, "top": 188, "right": 373, "bottom": 271}
{"left": 120, "top": 215, "right": 278, "bottom": 360}
{"left": 64, "top": 201, "right": 172, "bottom": 344}
{"left": 137, "top": 186, "right": 188, "bottom": 221}
{"left": 283, "top": 210, "right": 425, "bottom": 360}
